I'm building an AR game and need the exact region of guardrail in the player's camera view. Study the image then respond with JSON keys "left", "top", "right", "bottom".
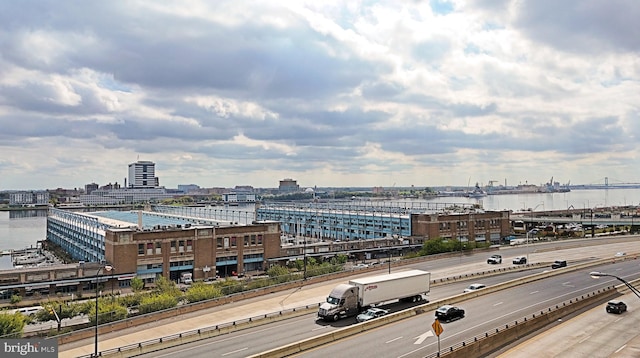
{"left": 75, "top": 304, "right": 320, "bottom": 358}
{"left": 65, "top": 255, "right": 635, "bottom": 357}
{"left": 249, "top": 256, "right": 633, "bottom": 357}
{"left": 430, "top": 278, "right": 640, "bottom": 357}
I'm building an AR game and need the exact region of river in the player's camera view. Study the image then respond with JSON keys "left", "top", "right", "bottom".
{"left": 2, "top": 188, "right": 640, "bottom": 251}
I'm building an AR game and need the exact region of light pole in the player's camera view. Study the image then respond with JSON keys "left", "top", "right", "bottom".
{"left": 589, "top": 271, "right": 640, "bottom": 299}
{"left": 94, "top": 264, "right": 114, "bottom": 358}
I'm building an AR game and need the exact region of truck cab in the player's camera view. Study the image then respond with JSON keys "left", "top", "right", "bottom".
{"left": 318, "top": 284, "right": 359, "bottom": 321}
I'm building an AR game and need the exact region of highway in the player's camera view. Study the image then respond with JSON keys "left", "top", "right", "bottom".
{"left": 58, "top": 236, "right": 640, "bottom": 357}
{"left": 130, "top": 260, "right": 640, "bottom": 358}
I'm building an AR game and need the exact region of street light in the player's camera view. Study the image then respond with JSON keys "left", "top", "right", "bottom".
{"left": 94, "top": 264, "right": 114, "bottom": 358}
{"left": 589, "top": 271, "right": 640, "bottom": 300}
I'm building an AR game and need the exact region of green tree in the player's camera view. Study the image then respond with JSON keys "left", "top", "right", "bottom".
{"left": 266, "top": 265, "right": 289, "bottom": 278}
{"left": 130, "top": 277, "right": 144, "bottom": 292}
{"left": 88, "top": 300, "right": 128, "bottom": 325}
{"left": 0, "top": 312, "right": 27, "bottom": 338}
{"left": 138, "top": 293, "right": 178, "bottom": 314}
{"left": 154, "top": 276, "right": 181, "bottom": 297}
{"left": 184, "top": 282, "right": 222, "bottom": 303}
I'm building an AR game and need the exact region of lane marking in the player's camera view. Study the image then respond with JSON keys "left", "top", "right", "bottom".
{"left": 312, "top": 326, "right": 328, "bottom": 331}
{"left": 530, "top": 291, "right": 539, "bottom": 294}
{"left": 614, "top": 345, "right": 627, "bottom": 354}
{"left": 578, "top": 335, "right": 591, "bottom": 343}
{"left": 222, "top": 347, "right": 248, "bottom": 356}
{"left": 386, "top": 336, "right": 403, "bottom": 344}
{"left": 493, "top": 302, "right": 503, "bottom": 306}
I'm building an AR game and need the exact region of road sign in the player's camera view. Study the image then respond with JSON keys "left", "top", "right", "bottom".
{"left": 432, "top": 319, "right": 444, "bottom": 337}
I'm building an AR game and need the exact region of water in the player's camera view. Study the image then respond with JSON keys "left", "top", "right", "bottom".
{"left": 456, "top": 188, "right": 640, "bottom": 212}
{"left": 2, "top": 188, "right": 640, "bottom": 252}
{"left": 0, "top": 209, "right": 47, "bottom": 251}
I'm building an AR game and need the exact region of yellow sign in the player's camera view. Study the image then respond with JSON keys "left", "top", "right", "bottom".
{"left": 432, "top": 319, "right": 444, "bottom": 337}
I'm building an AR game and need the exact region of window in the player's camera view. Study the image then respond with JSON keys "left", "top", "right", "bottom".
{"left": 230, "top": 237, "right": 237, "bottom": 247}
{"left": 186, "top": 240, "right": 193, "bottom": 252}
{"left": 257, "top": 235, "right": 263, "bottom": 245}
{"left": 251, "top": 235, "right": 256, "bottom": 245}
{"left": 155, "top": 242, "right": 162, "bottom": 255}
{"left": 171, "top": 241, "right": 177, "bottom": 253}
{"left": 138, "top": 244, "right": 144, "bottom": 255}
{"left": 244, "top": 235, "right": 250, "bottom": 246}
{"left": 217, "top": 238, "right": 223, "bottom": 248}
{"left": 179, "top": 240, "right": 185, "bottom": 253}
{"left": 147, "top": 243, "right": 153, "bottom": 255}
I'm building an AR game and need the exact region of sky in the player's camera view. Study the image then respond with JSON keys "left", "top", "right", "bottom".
{"left": 1, "top": 1, "right": 639, "bottom": 190}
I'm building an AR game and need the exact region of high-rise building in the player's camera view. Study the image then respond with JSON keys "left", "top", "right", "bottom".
{"left": 128, "top": 160, "right": 159, "bottom": 188}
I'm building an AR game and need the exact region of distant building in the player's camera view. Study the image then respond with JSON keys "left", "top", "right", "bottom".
{"left": 279, "top": 178, "right": 299, "bottom": 194}
{"left": 128, "top": 160, "right": 159, "bottom": 188}
{"left": 178, "top": 184, "right": 200, "bottom": 193}
{"left": 223, "top": 192, "right": 257, "bottom": 204}
{"left": 85, "top": 183, "right": 99, "bottom": 194}
{"left": 46, "top": 208, "right": 281, "bottom": 283}
{"left": 79, "top": 161, "right": 172, "bottom": 205}
{"left": 9, "top": 191, "right": 49, "bottom": 207}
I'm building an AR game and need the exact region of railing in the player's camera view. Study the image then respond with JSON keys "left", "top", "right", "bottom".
{"left": 74, "top": 303, "right": 321, "bottom": 358}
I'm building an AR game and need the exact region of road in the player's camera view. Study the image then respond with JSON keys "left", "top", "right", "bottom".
{"left": 59, "top": 235, "right": 640, "bottom": 357}
{"left": 130, "top": 260, "right": 640, "bottom": 358}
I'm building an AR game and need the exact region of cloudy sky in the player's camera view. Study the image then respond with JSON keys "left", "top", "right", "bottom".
{"left": 1, "top": 1, "right": 639, "bottom": 190}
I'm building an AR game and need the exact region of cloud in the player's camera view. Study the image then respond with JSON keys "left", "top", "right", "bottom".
{"left": 0, "top": 1, "right": 638, "bottom": 190}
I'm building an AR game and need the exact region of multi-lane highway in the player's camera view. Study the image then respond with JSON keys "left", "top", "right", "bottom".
{"left": 130, "top": 260, "right": 640, "bottom": 358}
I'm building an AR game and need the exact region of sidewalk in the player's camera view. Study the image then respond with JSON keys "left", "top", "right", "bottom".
{"left": 59, "top": 260, "right": 496, "bottom": 358}
{"left": 59, "top": 240, "right": 640, "bottom": 357}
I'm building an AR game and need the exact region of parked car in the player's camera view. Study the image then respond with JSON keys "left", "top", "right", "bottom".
{"left": 487, "top": 255, "right": 502, "bottom": 264}
{"left": 435, "top": 305, "right": 465, "bottom": 322}
{"left": 353, "top": 263, "right": 369, "bottom": 269}
{"left": 614, "top": 252, "right": 626, "bottom": 257}
{"left": 513, "top": 256, "right": 527, "bottom": 265}
{"left": 606, "top": 300, "right": 627, "bottom": 314}
{"left": 463, "top": 283, "right": 486, "bottom": 293}
{"left": 356, "top": 308, "right": 389, "bottom": 322}
{"left": 551, "top": 260, "right": 567, "bottom": 269}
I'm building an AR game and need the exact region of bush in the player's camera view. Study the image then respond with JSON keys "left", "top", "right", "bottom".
{"left": 138, "top": 293, "right": 178, "bottom": 314}
{"left": 0, "top": 312, "right": 27, "bottom": 338}
{"left": 10, "top": 295, "right": 21, "bottom": 305}
{"left": 88, "top": 299, "right": 128, "bottom": 325}
{"left": 184, "top": 282, "right": 222, "bottom": 303}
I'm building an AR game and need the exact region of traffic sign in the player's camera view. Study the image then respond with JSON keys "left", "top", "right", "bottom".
{"left": 432, "top": 319, "right": 444, "bottom": 336}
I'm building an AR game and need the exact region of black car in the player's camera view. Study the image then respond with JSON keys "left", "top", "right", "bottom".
{"left": 551, "top": 260, "right": 567, "bottom": 269}
{"left": 435, "top": 305, "right": 465, "bottom": 322}
{"left": 606, "top": 300, "right": 627, "bottom": 314}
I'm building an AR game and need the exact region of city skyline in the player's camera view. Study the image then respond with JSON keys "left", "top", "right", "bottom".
{"left": 1, "top": 1, "right": 639, "bottom": 190}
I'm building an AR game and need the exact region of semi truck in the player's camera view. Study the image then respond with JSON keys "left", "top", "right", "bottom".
{"left": 317, "top": 269, "right": 430, "bottom": 321}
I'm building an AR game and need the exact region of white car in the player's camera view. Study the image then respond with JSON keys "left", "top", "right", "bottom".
{"left": 614, "top": 252, "right": 626, "bottom": 257}
{"left": 353, "top": 263, "right": 369, "bottom": 269}
{"left": 356, "top": 308, "right": 389, "bottom": 322}
{"left": 463, "top": 283, "right": 486, "bottom": 293}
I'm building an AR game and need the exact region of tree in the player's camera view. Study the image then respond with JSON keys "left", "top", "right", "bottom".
{"left": 154, "top": 276, "right": 181, "bottom": 297}
{"left": 0, "top": 312, "right": 27, "bottom": 338}
{"left": 138, "top": 294, "right": 178, "bottom": 314}
{"left": 88, "top": 300, "right": 128, "bottom": 325}
{"left": 184, "top": 282, "right": 222, "bottom": 303}
{"left": 130, "top": 277, "right": 144, "bottom": 292}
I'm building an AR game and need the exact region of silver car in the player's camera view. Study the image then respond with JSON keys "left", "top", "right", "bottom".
{"left": 356, "top": 308, "right": 389, "bottom": 322}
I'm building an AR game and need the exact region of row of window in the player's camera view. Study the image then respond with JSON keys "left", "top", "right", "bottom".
{"left": 138, "top": 240, "right": 194, "bottom": 255}
{"left": 216, "top": 235, "right": 263, "bottom": 248}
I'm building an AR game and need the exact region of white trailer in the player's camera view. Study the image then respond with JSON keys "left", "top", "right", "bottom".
{"left": 318, "top": 269, "right": 430, "bottom": 321}
{"left": 349, "top": 269, "right": 431, "bottom": 307}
